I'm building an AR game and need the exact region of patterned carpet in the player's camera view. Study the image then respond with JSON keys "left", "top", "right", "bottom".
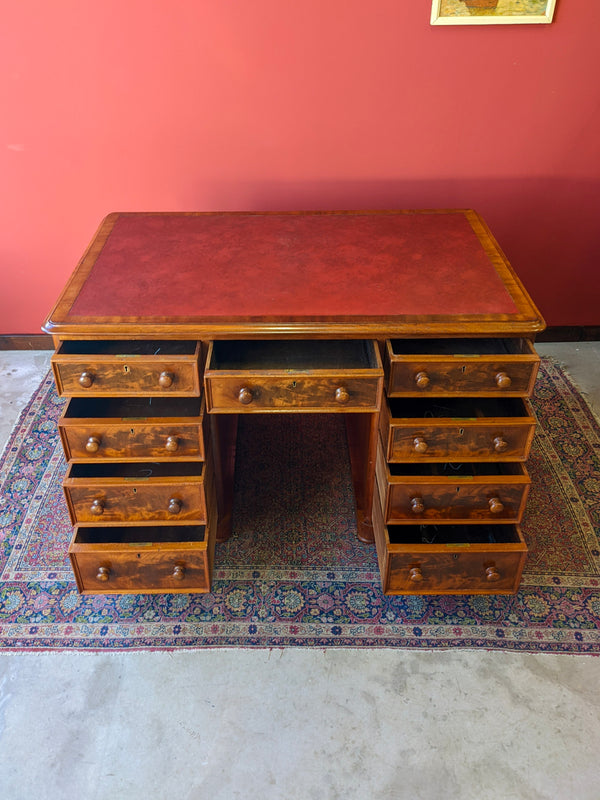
{"left": 1, "top": 359, "right": 599, "bottom": 652}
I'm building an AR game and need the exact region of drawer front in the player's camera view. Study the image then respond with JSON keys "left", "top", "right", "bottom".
{"left": 52, "top": 343, "right": 202, "bottom": 397}
{"left": 204, "top": 376, "right": 381, "bottom": 413}
{"left": 385, "top": 339, "right": 539, "bottom": 397}
{"left": 70, "top": 547, "right": 210, "bottom": 593}
{"left": 64, "top": 480, "right": 208, "bottom": 524}
{"left": 59, "top": 422, "right": 205, "bottom": 461}
{"left": 385, "top": 549, "right": 526, "bottom": 594}
{"left": 379, "top": 398, "right": 536, "bottom": 462}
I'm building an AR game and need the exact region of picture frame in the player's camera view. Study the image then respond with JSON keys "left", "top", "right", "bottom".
{"left": 431, "top": 0, "right": 557, "bottom": 25}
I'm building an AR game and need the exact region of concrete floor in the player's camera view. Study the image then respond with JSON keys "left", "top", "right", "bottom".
{"left": 0, "top": 344, "right": 599, "bottom": 800}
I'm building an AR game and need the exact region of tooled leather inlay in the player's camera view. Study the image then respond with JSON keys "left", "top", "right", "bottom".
{"left": 69, "top": 213, "right": 519, "bottom": 318}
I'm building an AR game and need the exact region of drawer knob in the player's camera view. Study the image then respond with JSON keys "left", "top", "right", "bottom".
{"left": 96, "top": 566, "right": 110, "bottom": 582}
{"left": 238, "top": 387, "right": 254, "bottom": 405}
{"left": 335, "top": 386, "right": 350, "bottom": 404}
{"left": 495, "top": 371, "right": 512, "bottom": 389}
{"left": 173, "top": 565, "right": 186, "bottom": 581}
{"left": 410, "top": 497, "right": 425, "bottom": 514}
{"left": 78, "top": 371, "right": 95, "bottom": 388}
{"left": 408, "top": 566, "right": 424, "bottom": 583}
{"left": 165, "top": 435, "right": 179, "bottom": 452}
{"left": 158, "top": 370, "right": 174, "bottom": 388}
{"left": 488, "top": 496, "right": 504, "bottom": 514}
{"left": 413, "top": 436, "right": 428, "bottom": 454}
{"left": 168, "top": 498, "right": 182, "bottom": 514}
{"left": 493, "top": 435, "right": 508, "bottom": 453}
{"left": 85, "top": 436, "right": 101, "bottom": 453}
{"left": 414, "top": 371, "right": 430, "bottom": 389}
{"left": 485, "top": 565, "right": 501, "bottom": 582}
{"left": 90, "top": 499, "right": 105, "bottom": 516}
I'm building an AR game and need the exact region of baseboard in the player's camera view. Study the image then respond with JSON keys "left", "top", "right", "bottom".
{"left": 1, "top": 328, "right": 599, "bottom": 350}
{"left": 0, "top": 335, "right": 54, "bottom": 350}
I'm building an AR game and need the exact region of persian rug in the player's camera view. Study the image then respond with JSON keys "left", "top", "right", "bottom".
{"left": 0, "top": 358, "right": 599, "bottom": 653}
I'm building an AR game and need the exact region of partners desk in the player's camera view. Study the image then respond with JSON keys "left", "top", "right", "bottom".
{"left": 43, "top": 210, "right": 545, "bottom": 596}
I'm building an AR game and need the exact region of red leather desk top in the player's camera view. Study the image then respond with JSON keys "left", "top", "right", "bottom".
{"left": 44, "top": 211, "right": 544, "bottom": 337}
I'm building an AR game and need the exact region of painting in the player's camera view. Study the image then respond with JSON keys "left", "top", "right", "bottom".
{"left": 431, "top": 0, "right": 557, "bottom": 25}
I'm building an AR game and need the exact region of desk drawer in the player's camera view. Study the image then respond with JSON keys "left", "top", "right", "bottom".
{"left": 376, "top": 441, "right": 529, "bottom": 523}
{"left": 379, "top": 397, "right": 536, "bottom": 462}
{"left": 59, "top": 397, "right": 206, "bottom": 462}
{"left": 64, "top": 462, "right": 209, "bottom": 524}
{"left": 384, "top": 338, "right": 539, "bottom": 397}
{"left": 69, "top": 524, "right": 214, "bottom": 594}
{"left": 52, "top": 340, "right": 202, "bottom": 397}
{"left": 372, "top": 495, "right": 527, "bottom": 595}
{"left": 204, "top": 340, "right": 383, "bottom": 412}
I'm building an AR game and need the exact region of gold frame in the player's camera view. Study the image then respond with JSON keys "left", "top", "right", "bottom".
{"left": 431, "top": 0, "right": 557, "bottom": 25}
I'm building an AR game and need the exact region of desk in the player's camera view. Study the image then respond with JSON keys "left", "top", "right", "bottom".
{"left": 43, "top": 210, "right": 545, "bottom": 595}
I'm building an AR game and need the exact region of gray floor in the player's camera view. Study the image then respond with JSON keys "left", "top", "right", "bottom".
{"left": 1, "top": 344, "right": 599, "bottom": 800}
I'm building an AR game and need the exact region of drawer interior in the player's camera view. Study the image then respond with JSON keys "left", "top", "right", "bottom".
{"left": 387, "top": 524, "right": 522, "bottom": 546}
{"left": 63, "top": 397, "right": 202, "bottom": 418}
{"left": 67, "top": 462, "right": 204, "bottom": 479}
{"left": 386, "top": 396, "right": 531, "bottom": 419}
{"left": 388, "top": 338, "right": 530, "bottom": 356}
{"left": 208, "top": 339, "right": 378, "bottom": 370}
{"left": 386, "top": 462, "right": 526, "bottom": 478}
{"left": 73, "top": 525, "right": 206, "bottom": 544}
{"left": 57, "top": 340, "right": 197, "bottom": 356}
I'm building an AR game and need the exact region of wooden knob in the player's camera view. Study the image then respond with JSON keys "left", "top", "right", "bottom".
{"left": 90, "top": 499, "right": 105, "bottom": 516}
{"left": 78, "top": 371, "right": 94, "bottom": 388}
{"left": 335, "top": 386, "right": 350, "bottom": 404}
{"left": 168, "top": 498, "right": 182, "bottom": 514}
{"left": 493, "top": 435, "right": 508, "bottom": 453}
{"left": 413, "top": 436, "right": 428, "bottom": 454}
{"left": 408, "top": 567, "right": 423, "bottom": 583}
{"left": 85, "top": 436, "right": 101, "bottom": 453}
{"left": 165, "top": 435, "right": 179, "bottom": 452}
{"left": 158, "top": 370, "right": 174, "bottom": 388}
{"left": 172, "top": 565, "right": 185, "bottom": 581}
{"left": 485, "top": 565, "right": 500, "bottom": 582}
{"left": 414, "top": 371, "right": 430, "bottom": 389}
{"left": 96, "top": 566, "right": 110, "bottom": 582}
{"left": 238, "top": 387, "right": 254, "bottom": 405}
{"left": 410, "top": 497, "right": 425, "bottom": 514}
{"left": 488, "top": 496, "right": 504, "bottom": 514}
{"left": 495, "top": 371, "right": 512, "bottom": 389}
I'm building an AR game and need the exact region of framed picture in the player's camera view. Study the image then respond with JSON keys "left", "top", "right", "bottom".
{"left": 431, "top": 0, "right": 557, "bottom": 25}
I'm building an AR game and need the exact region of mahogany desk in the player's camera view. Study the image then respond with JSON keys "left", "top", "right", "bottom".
{"left": 43, "top": 210, "right": 545, "bottom": 595}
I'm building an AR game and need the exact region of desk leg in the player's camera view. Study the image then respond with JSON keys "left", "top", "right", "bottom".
{"left": 345, "top": 412, "right": 378, "bottom": 544}
{"left": 209, "top": 414, "right": 238, "bottom": 542}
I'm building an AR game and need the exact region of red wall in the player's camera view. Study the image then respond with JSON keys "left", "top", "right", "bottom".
{"left": 2, "top": 0, "right": 599, "bottom": 333}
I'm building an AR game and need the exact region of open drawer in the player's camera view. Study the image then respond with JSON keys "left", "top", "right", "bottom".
{"left": 69, "top": 523, "right": 215, "bottom": 594}
{"left": 204, "top": 339, "right": 383, "bottom": 412}
{"left": 52, "top": 340, "right": 202, "bottom": 397}
{"left": 58, "top": 396, "right": 206, "bottom": 462}
{"left": 384, "top": 338, "right": 539, "bottom": 397}
{"left": 63, "top": 461, "right": 210, "bottom": 524}
{"left": 379, "top": 396, "right": 536, "bottom": 462}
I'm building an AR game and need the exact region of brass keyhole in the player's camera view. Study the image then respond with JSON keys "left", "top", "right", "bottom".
{"left": 124, "top": 364, "right": 130, "bottom": 373}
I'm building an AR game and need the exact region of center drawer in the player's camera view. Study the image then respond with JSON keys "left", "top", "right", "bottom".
{"left": 204, "top": 339, "right": 383, "bottom": 412}
{"left": 69, "top": 523, "right": 215, "bottom": 594}
{"left": 63, "top": 462, "right": 209, "bottom": 524}
{"left": 376, "top": 439, "right": 530, "bottom": 524}
{"left": 384, "top": 338, "right": 539, "bottom": 397}
{"left": 58, "top": 396, "right": 206, "bottom": 461}
{"left": 52, "top": 340, "right": 202, "bottom": 397}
